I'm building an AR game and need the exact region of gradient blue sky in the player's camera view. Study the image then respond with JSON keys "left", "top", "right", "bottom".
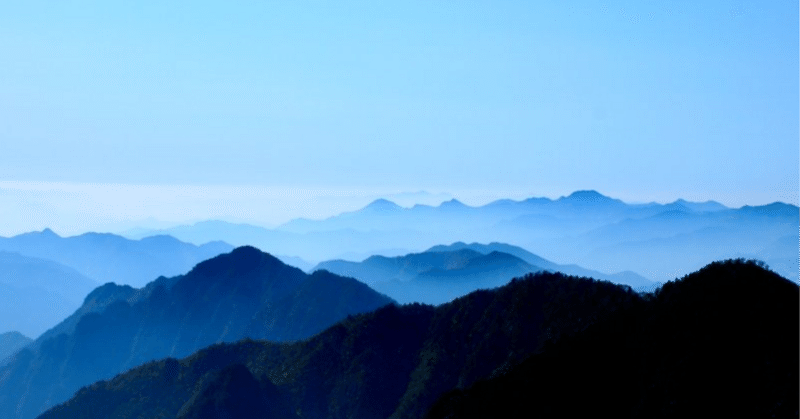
{"left": 0, "top": 1, "right": 797, "bottom": 234}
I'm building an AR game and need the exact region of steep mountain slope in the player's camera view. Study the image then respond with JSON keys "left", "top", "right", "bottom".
{"left": 426, "top": 259, "right": 799, "bottom": 418}
{"left": 0, "top": 252, "right": 100, "bottom": 338}
{"left": 38, "top": 268, "right": 647, "bottom": 419}
{"left": 0, "top": 247, "right": 393, "bottom": 419}
{"left": 0, "top": 230, "right": 233, "bottom": 287}
{"left": 39, "top": 260, "right": 796, "bottom": 419}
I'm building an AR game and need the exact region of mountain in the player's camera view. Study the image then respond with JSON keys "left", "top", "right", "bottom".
{"left": 313, "top": 248, "right": 543, "bottom": 305}
{"left": 38, "top": 265, "right": 645, "bottom": 419}
{"left": 426, "top": 259, "right": 799, "bottom": 418}
{"left": 424, "top": 242, "right": 654, "bottom": 288}
{"left": 0, "top": 252, "right": 100, "bottom": 338}
{"left": 0, "top": 332, "right": 32, "bottom": 366}
{"left": 0, "top": 247, "right": 393, "bottom": 419}
{"left": 38, "top": 260, "right": 798, "bottom": 419}
{"left": 0, "top": 230, "right": 233, "bottom": 287}
{"left": 313, "top": 243, "right": 656, "bottom": 304}
{"left": 118, "top": 192, "right": 796, "bottom": 283}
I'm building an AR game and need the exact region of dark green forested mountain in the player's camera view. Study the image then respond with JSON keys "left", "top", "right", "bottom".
{"left": 38, "top": 268, "right": 651, "bottom": 418}
{"left": 37, "top": 259, "right": 798, "bottom": 419}
{"left": 426, "top": 259, "right": 799, "bottom": 418}
{"left": 0, "top": 246, "right": 393, "bottom": 419}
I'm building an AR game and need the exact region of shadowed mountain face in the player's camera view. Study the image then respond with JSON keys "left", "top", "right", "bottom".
{"left": 426, "top": 260, "right": 799, "bottom": 418}
{"left": 0, "top": 247, "right": 393, "bottom": 419}
{"left": 36, "top": 260, "right": 798, "bottom": 419}
{"left": 0, "top": 252, "right": 99, "bottom": 338}
{"left": 0, "top": 230, "right": 234, "bottom": 287}
{"left": 127, "top": 192, "right": 798, "bottom": 283}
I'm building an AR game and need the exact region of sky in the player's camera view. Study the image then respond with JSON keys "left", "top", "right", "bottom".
{"left": 0, "top": 1, "right": 797, "bottom": 235}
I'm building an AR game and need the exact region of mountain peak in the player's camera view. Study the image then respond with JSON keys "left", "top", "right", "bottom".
{"left": 564, "top": 190, "right": 610, "bottom": 201}
{"left": 364, "top": 199, "right": 401, "bottom": 211}
{"left": 40, "top": 228, "right": 59, "bottom": 237}
{"left": 440, "top": 199, "right": 467, "bottom": 208}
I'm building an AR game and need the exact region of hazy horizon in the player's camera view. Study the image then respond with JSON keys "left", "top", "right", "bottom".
{"left": 0, "top": 180, "right": 796, "bottom": 238}
{"left": 1, "top": 1, "right": 797, "bottom": 236}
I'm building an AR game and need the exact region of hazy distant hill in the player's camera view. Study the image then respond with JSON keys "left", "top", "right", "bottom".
{"left": 37, "top": 260, "right": 797, "bottom": 419}
{"left": 424, "top": 242, "right": 654, "bottom": 289}
{"left": 121, "top": 191, "right": 797, "bottom": 282}
{"left": 0, "top": 252, "right": 99, "bottom": 338}
{"left": 0, "top": 230, "right": 233, "bottom": 287}
{"left": 0, "top": 332, "right": 32, "bottom": 366}
{"left": 314, "top": 248, "right": 542, "bottom": 305}
{"left": 313, "top": 243, "right": 655, "bottom": 304}
{"left": 0, "top": 247, "right": 393, "bottom": 419}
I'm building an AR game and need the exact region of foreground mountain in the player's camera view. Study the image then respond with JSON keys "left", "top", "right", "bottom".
{"left": 426, "top": 259, "right": 799, "bottom": 418}
{"left": 0, "top": 230, "right": 233, "bottom": 287}
{"left": 37, "top": 259, "right": 797, "bottom": 419}
{"left": 0, "top": 332, "right": 32, "bottom": 366}
{"left": 314, "top": 248, "right": 543, "bottom": 305}
{"left": 34, "top": 262, "right": 652, "bottom": 419}
{"left": 0, "top": 252, "right": 100, "bottom": 338}
{"left": 0, "top": 247, "right": 393, "bottom": 419}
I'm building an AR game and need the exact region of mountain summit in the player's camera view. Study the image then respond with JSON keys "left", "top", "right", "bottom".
{"left": 0, "top": 247, "right": 393, "bottom": 419}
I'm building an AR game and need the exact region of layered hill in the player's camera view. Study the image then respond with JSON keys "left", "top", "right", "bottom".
{"left": 0, "top": 252, "right": 100, "bottom": 338}
{"left": 37, "top": 260, "right": 798, "bottom": 419}
{"left": 36, "top": 269, "right": 641, "bottom": 418}
{"left": 0, "top": 229, "right": 233, "bottom": 287}
{"left": 126, "top": 191, "right": 798, "bottom": 282}
{"left": 423, "top": 242, "right": 655, "bottom": 289}
{"left": 313, "top": 243, "right": 656, "bottom": 304}
{"left": 313, "top": 248, "right": 543, "bottom": 305}
{"left": 0, "top": 247, "right": 393, "bottom": 419}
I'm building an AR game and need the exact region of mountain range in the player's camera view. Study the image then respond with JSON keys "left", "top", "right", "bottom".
{"left": 313, "top": 242, "right": 656, "bottom": 305}
{"left": 0, "top": 229, "right": 233, "bottom": 288}
{"left": 36, "top": 259, "right": 798, "bottom": 419}
{"left": 124, "top": 191, "right": 798, "bottom": 283}
{"left": 0, "top": 252, "right": 99, "bottom": 338}
{"left": 0, "top": 247, "right": 393, "bottom": 419}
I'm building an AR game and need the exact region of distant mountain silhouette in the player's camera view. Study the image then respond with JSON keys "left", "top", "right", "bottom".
{"left": 0, "top": 332, "right": 32, "bottom": 366}
{"left": 0, "top": 230, "right": 233, "bottom": 287}
{"left": 426, "top": 259, "right": 799, "bottom": 418}
{"left": 38, "top": 260, "right": 798, "bottom": 419}
{"left": 0, "top": 247, "right": 392, "bottom": 419}
{"left": 424, "top": 242, "right": 654, "bottom": 288}
{"left": 313, "top": 243, "right": 656, "bottom": 304}
{"left": 121, "top": 193, "right": 796, "bottom": 282}
{"left": 314, "top": 248, "right": 542, "bottom": 305}
{"left": 0, "top": 252, "right": 100, "bottom": 338}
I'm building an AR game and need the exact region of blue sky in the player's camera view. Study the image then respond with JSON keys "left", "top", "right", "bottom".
{"left": 0, "top": 1, "right": 797, "bottom": 234}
